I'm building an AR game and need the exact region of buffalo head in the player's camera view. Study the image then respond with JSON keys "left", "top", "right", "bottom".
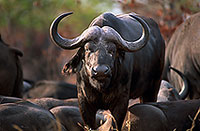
{"left": 50, "top": 12, "right": 150, "bottom": 92}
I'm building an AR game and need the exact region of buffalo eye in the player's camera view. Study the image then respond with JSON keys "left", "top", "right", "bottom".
{"left": 85, "top": 47, "right": 90, "bottom": 52}
{"left": 84, "top": 42, "right": 95, "bottom": 52}
{"left": 84, "top": 44, "right": 90, "bottom": 52}
{"left": 107, "top": 48, "right": 116, "bottom": 57}
{"left": 106, "top": 42, "right": 116, "bottom": 57}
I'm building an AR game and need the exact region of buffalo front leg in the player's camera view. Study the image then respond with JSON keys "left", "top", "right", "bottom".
{"left": 109, "top": 98, "right": 129, "bottom": 131}
{"left": 78, "top": 97, "right": 98, "bottom": 130}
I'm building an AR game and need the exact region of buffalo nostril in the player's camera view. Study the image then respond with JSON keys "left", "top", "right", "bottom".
{"left": 104, "top": 66, "right": 110, "bottom": 74}
{"left": 92, "top": 67, "right": 97, "bottom": 75}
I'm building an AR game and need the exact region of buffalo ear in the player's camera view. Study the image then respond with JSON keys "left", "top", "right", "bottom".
{"left": 62, "top": 48, "right": 83, "bottom": 75}
{"left": 10, "top": 47, "right": 23, "bottom": 57}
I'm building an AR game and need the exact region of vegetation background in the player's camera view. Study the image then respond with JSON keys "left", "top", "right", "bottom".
{"left": 0, "top": 0, "right": 199, "bottom": 84}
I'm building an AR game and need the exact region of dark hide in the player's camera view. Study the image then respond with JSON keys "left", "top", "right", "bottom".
{"left": 0, "top": 37, "right": 23, "bottom": 97}
{"left": 51, "top": 106, "right": 84, "bottom": 131}
{"left": 27, "top": 97, "right": 79, "bottom": 110}
{"left": 0, "top": 99, "right": 66, "bottom": 131}
{"left": 50, "top": 106, "right": 107, "bottom": 131}
{"left": 28, "top": 97, "right": 111, "bottom": 131}
{"left": 23, "top": 80, "right": 77, "bottom": 99}
{"left": 57, "top": 12, "right": 165, "bottom": 130}
{"left": 162, "top": 12, "right": 200, "bottom": 99}
{"left": 0, "top": 95, "right": 107, "bottom": 131}
{"left": 122, "top": 99, "right": 200, "bottom": 131}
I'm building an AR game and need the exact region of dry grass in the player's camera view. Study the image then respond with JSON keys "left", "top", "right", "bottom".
{"left": 187, "top": 108, "right": 200, "bottom": 131}
{"left": 13, "top": 125, "right": 23, "bottom": 131}
{"left": 55, "top": 117, "right": 63, "bottom": 131}
{"left": 126, "top": 111, "right": 131, "bottom": 131}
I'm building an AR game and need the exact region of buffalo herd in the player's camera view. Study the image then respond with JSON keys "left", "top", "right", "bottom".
{"left": 0, "top": 11, "right": 200, "bottom": 131}
{"left": 162, "top": 12, "right": 200, "bottom": 100}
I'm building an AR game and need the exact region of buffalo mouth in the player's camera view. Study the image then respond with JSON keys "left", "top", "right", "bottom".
{"left": 92, "top": 74, "right": 111, "bottom": 81}
{"left": 89, "top": 75, "right": 111, "bottom": 91}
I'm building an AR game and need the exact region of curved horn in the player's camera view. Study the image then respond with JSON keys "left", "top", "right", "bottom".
{"left": 50, "top": 12, "right": 84, "bottom": 50}
{"left": 170, "top": 66, "right": 189, "bottom": 99}
{"left": 103, "top": 14, "right": 150, "bottom": 52}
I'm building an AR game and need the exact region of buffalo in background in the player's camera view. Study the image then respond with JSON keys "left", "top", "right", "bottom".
{"left": 50, "top": 12, "right": 165, "bottom": 130}
{"left": 0, "top": 36, "right": 23, "bottom": 97}
{"left": 122, "top": 99, "right": 200, "bottom": 131}
{"left": 23, "top": 66, "right": 187, "bottom": 102}
{"left": 23, "top": 80, "right": 77, "bottom": 99}
{"left": 0, "top": 96, "right": 67, "bottom": 131}
{"left": 0, "top": 95, "right": 107, "bottom": 131}
{"left": 157, "top": 66, "right": 188, "bottom": 102}
{"left": 162, "top": 12, "right": 200, "bottom": 99}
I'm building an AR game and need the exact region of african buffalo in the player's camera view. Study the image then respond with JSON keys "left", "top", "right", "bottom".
{"left": 0, "top": 98, "right": 66, "bottom": 131}
{"left": 23, "top": 80, "right": 77, "bottom": 99}
{"left": 50, "top": 12, "right": 165, "bottom": 130}
{"left": 162, "top": 12, "right": 200, "bottom": 99}
{"left": 122, "top": 99, "right": 200, "bottom": 131}
{"left": 0, "top": 95, "right": 107, "bottom": 131}
{"left": 27, "top": 97, "right": 108, "bottom": 131}
{"left": 50, "top": 106, "right": 109, "bottom": 131}
{"left": 0, "top": 36, "right": 23, "bottom": 97}
{"left": 128, "top": 66, "right": 189, "bottom": 108}
{"left": 0, "top": 96, "right": 78, "bottom": 131}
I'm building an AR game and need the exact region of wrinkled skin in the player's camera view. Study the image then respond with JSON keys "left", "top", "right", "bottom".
{"left": 0, "top": 37, "right": 23, "bottom": 97}
{"left": 51, "top": 12, "right": 165, "bottom": 130}
{"left": 162, "top": 12, "right": 200, "bottom": 99}
{"left": 122, "top": 99, "right": 200, "bottom": 131}
{"left": 23, "top": 80, "right": 77, "bottom": 99}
